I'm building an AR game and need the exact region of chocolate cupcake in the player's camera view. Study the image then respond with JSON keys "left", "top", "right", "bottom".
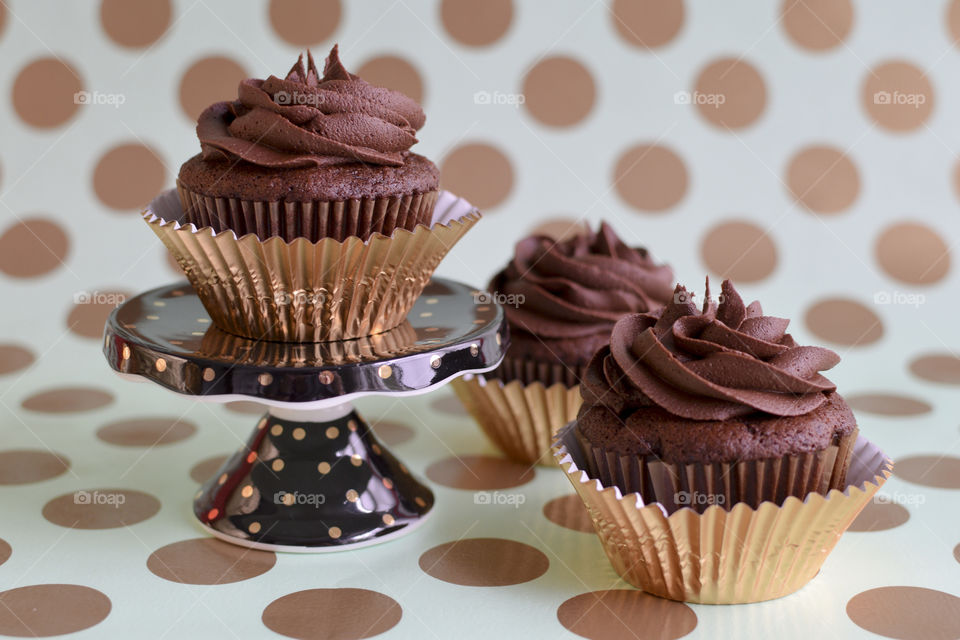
{"left": 177, "top": 46, "right": 438, "bottom": 242}
{"left": 575, "top": 278, "right": 858, "bottom": 510}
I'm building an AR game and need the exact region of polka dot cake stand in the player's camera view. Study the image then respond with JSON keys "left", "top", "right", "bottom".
{"left": 102, "top": 278, "right": 506, "bottom": 552}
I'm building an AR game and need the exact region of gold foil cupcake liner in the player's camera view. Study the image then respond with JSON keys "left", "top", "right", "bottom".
{"left": 554, "top": 424, "right": 892, "bottom": 604}
{"left": 145, "top": 189, "right": 479, "bottom": 342}
{"left": 495, "top": 355, "right": 586, "bottom": 388}
{"left": 452, "top": 374, "right": 581, "bottom": 466}
{"left": 177, "top": 181, "right": 438, "bottom": 242}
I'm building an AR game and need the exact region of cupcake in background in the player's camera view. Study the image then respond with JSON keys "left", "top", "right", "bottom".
{"left": 453, "top": 222, "right": 673, "bottom": 465}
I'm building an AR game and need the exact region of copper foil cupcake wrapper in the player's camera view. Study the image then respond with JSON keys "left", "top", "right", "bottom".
{"left": 177, "top": 181, "right": 438, "bottom": 243}
{"left": 452, "top": 375, "right": 581, "bottom": 466}
{"left": 145, "top": 189, "right": 479, "bottom": 342}
{"left": 554, "top": 424, "right": 891, "bottom": 604}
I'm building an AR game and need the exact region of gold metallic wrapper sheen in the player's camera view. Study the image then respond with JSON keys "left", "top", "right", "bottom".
{"left": 451, "top": 374, "right": 581, "bottom": 466}
{"left": 554, "top": 425, "right": 891, "bottom": 604}
{"left": 145, "top": 189, "right": 479, "bottom": 342}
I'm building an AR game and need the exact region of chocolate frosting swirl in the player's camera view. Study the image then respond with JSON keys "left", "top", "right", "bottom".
{"left": 581, "top": 279, "right": 840, "bottom": 420}
{"left": 197, "top": 46, "right": 426, "bottom": 168}
{"left": 491, "top": 222, "right": 674, "bottom": 340}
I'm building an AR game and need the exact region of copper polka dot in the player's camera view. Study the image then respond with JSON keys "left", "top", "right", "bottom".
{"left": 862, "top": 61, "right": 934, "bottom": 132}
{"left": 441, "top": 0, "right": 512, "bottom": 46}
{"left": 326, "top": 426, "right": 339, "bottom": 439}
{"left": 190, "top": 454, "right": 228, "bottom": 483}
{"left": 0, "top": 539, "right": 9, "bottom": 567}
{"left": 0, "top": 217, "right": 70, "bottom": 278}
{"left": 66, "top": 289, "right": 131, "bottom": 339}
{"left": 22, "top": 386, "right": 114, "bottom": 413}
{"left": 441, "top": 143, "right": 513, "bottom": 210}
{"left": 614, "top": 144, "right": 688, "bottom": 213}
{"left": 148, "top": 538, "right": 275, "bottom": 584}
{"left": 425, "top": 454, "right": 534, "bottom": 490}
{"left": 804, "top": 298, "right": 883, "bottom": 346}
{"left": 910, "top": 354, "right": 960, "bottom": 385}
{"left": 848, "top": 500, "right": 910, "bottom": 532}
{"left": 0, "top": 585, "right": 111, "bottom": 637}
{"left": 950, "top": 0, "right": 960, "bottom": 46}
{"left": 12, "top": 58, "right": 83, "bottom": 128}
{"left": 848, "top": 587, "right": 960, "bottom": 640}
{"left": 0, "top": 344, "right": 35, "bottom": 375}
{"left": 610, "top": 0, "right": 684, "bottom": 48}
{"left": 701, "top": 220, "right": 777, "bottom": 282}
{"left": 895, "top": 455, "right": 960, "bottom": 489}
{"left": 528, "top": 217, "right": 590, "bottom": 242}
{"left": 876, "top": 222, "right": 950, "bottom": 284}
{"left": 268, "top": 0, "right": 341, "bottom": 47}
{"left": 100, "top": 0, "right": 171, "bottom": 48}
{"left": 93, "top": 144, "right": 167, "bottom": 212}
{"left": 781, "top": 0, "right": 853, "bottom": 51}
{"left": 318, "top": 461, "right": 331, "bottom": 474}
{"left": 523, "top": 56, "right": 595, "bottom": 127}
{"left": 543, "top": 494, "right": 594, "bottom": 533}
{"left": 271, "top": 424, "right": 283, "bottom": 436}
{"left": 955, "top": 543, "right": 960, "bottom": 564}
{"left": 846, "top": 393, "right": 932, "bottom": 417}
{"left": 179, "top": 56, "right": 248, "bottom": 121}
{"left": 430, "top": 394, "right": 466, "bottom": 415}
{"left": 356, "top": 55, "right": 424, "bottom": 104}
{"left": 224, "top": 401, "right": 264, "bottom": 415}
{"left": 0, "top": 450, "right": 70, "bottom": 485}
{"left": 694, "top": 58, "right": 766, "bottom": 129}
{"left": 262, "top": 588, "right": 401, "bottom": 638}
{"left": 558, "top": 589, "right": 698, "bottom": 640}
{"left": 786, "top": 146, "right": 860, "bottom": 214}
{"left": 97, "top": 417, "right": 197, "bottom": 447}
{"left": 419, "top": 538, "right": 548, "bottom": 586}
{"left": 43, "top": 489, "right": 161, "bottom": 529}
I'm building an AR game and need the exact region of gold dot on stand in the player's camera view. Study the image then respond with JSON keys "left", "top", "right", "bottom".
{"left": 292, "top": 427, "right": 306, "bottom": 440}
{"left": 425, "top": 298, "right": 438, "bottom": 304}
{"left": 378, "top": 364, "right": 392, "bottom": 379}
{"left": 473, "top": 319, "right": 484, "bottom": 325}
{"left": 194, "top": 490, "right": 202, "bottom": 500}
{"left": 372, "top": 444, "right": 382, "bottom": 456}
{"left": 197, "top": 318, "right": 210, "bottom": 324}
{"left": 246, "top": 451, "right": 257, "bottom": 463}
{"left": 328, "top": 526, "right": 342, "bottom": 539}
{"left": 317, "top": 461, "right": 331, "bottom": 474}
{"left": 202, "top": 367, "right": 215, "bottom": 382}
{"left": 326, "top": 426, "right": 339, "bottom": 439}
{"left": 346, "top": 489, "right": 359, "bottom": 502}
{"left": 169, "top": 340, "right": 183, "bottom": 346}
{"left": 382, "top": 477, "right": 394, "bottom": 490}
{"left": 318, "top": 371, "right": 334, "bottom": 384}
{"left": 350, "top": 454, "right": 363, "bottom": 467}
{"left": 258, "top": 373, "right": 273, "bottom": 386}
{"left": 154, "top": 301, "right": 166, "bottom": 307}
{"left": 217, "top": 473, "right": 227, "bottom": 485}
{"left": 171, "top": 290, "right": 184, "bottom": 297}
{"left": 207, "top": 508, "right": 219, "bottom": 520}
{"left": 155, "top": 358, "right": 167, "bottom": 372}
{"left": 271, "top": 424, "right": 283, "bottom": 436}
{"left": 426, "top": 327, "right": 439, "bottom": 333}
{"left": 415, "top": 496, "right": 427, "bottom": 508}
{"left": 348, "top": 420, "right": 358, "bottom": 432}
{"left": 191, "top": 331, "right": 204, "bottom": 336}
{"left": 476, "top": 306, "right": 490, "bottom": 312}
{"left": 496, "top": 333, "right": 502, "bottom": 346}
{"left": 282, "top": 493, "right": 295, "bottom": 506}
{"left": 382, "top": 514, "right": 395, "bottom": 526}
{"left": 248, "top": 522, "right": 261, "bottom": 534}
{"left": 121, "top": 345, "right": 131, "bottom": 360}
{"left": 241, "top": 485, "right": 253, "bottom": 498}
{"left": 272, "top": 459, "right": 285, "bottom": 472}
{"left": 257, "top": 417, "right": 268, "bottom": 430}
{"left": 430, "top": 355, "right": 441, "bottom": 369}
{"left": 419, "top": 311, "right": 433, "bottom": 318}
{"left": 146, "top": 314, "right": 159, "bottom": 320}
{"left": 470, "top": 344, "right": 479, "bottom": 357}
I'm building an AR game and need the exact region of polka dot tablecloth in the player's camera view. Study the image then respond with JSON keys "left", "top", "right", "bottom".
{"left": 1, "top": 0, "right": 960, "bottom": 638}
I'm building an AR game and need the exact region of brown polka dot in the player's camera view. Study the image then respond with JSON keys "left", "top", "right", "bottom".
{"left": 786, "top": 146, "right": 860, "bottom": 214}
{"left": 0, "top": 217, "right": 70, "bottom": 278}
{"left": 781, "top": 0, "right": 853, "bottom": 51}
{"left": 700, "top": 220, "right": 777, "bottom": 282}
{"left": 440, "top": 143, "right": 513, "bottom": 210}
{"left": 0, "top": 585, "right": 111, "bottom": 637}
{"left": 430, "top": 394, "right": 465, "bottom": 415}
{"left": 614, "top": 144, "right": 688, "bottom": 213}
{"left": 955, "top": 543, "right": 960, "bottom": 564}
{"left": 0, "top": 450, "right": 70, "bottom": 485}
{"left": 262, "top": 588, "right": 401, "bottom": 639}
{"left": 66, "top": 289, "right": 130, "bottom": 339}
{"left": 179, "top": 56, "right": 248, "bottom": 121}
{"left": 0, "top": 344, "right": 35, "bottom": 375}
{"left": 694, "top": 58, "right": 766, "bottom": 129}
{"left": 224, "top": 401, "right": 265, "bottom": 415}
{"left": 189, "top": 454, "right": 228, "bottom": 483}
{"left": 543, "top": 494, "right": 594, "bottom": 533}
{"left": 910, "top": 354, "right": 960, "bottom": 384}
{"left": 441, "top": 0, "right": 512, "bottom": 46}
{"left": 895, "top": 455, "right": 960, "bottom": 489}
{"left": 804, "top": 298, "right": 883, "bottom": 347}
{"left": 846, "top": 393, "right": 932, "bottom": 417}
{"left": 950, "top": 0, "right": 960, "bottom": 46}
{"left": 93, "top": 144, "right": 167, "bottom": 212}
{"left": 97, "top": 417, "right": 197, "bottom": 447}
{"left": 419, "top": 538, "right": 547, "bottom": 586}
{"left": 558, "top": 589, "right": 698, "bottom": 640}
{"left": 269, "top": 0, "right": 341, "bottom": 47}
{"left": 426, "top": 454, "right": 534, "bottom": 490}
{"left": 12, "top": 58, "right": 83, "bottom": 128}
{"left": 100, "top": 0, "right": 171, "bottom": 48}
{"left": 610, "top": 0, "right": 684, "bottom": 49}
{"left": 848, "top": 500, "right": 910, "bottom": 532}
{"left": 847, "top": 586, "right": 960, "bottom": 640}
{"left": 523, "top": 56, "right": 595, "bottom": 127}
{"left": 148, "top": 538, "right": 275, "bottom": 584}
{"left": 356, "top": 55, "right": 424, "bottom": 104}
{"left": 862, "top": 61, "right": 934, "bottom": 132}
{"left": 43, "top": 488, "right": 161, "bottom": 529}
{"left": 875, "top": 222, "right": 950, "bottom": 285}
{"left": 22, "top": 387, "right": 114, "bottom": 413}
{"left": 370, "top": 420, "right": 415, "bottom": 446}
{"left": 0, "top": 539, "right": 9, "bottom": 567}
{"left": 528, "top": 217, "right": 590, "bottom": 242}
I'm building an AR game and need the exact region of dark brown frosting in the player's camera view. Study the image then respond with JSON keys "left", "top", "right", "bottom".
{"left": 196, "top": 46, "right": 426, "bottom": 168}
{"left": 581, "top": 279, "right": 840, "bottom": 420}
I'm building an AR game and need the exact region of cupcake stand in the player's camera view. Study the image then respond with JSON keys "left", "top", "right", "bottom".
{"left": 103, "top": 275, "right": 506, "bottom": 552}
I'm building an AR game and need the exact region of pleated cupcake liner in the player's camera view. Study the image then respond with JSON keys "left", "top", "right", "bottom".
{"left": 574, "top": 426, "right": 859, "bottom": 513}
{"left": 451, "top": 374, "right": 582, "bottom": 466}
{"left": 554, "top": 424, "right": 891, "bottom": 604}
{"left": 177, "top": 181, "right": 439, "bottom": 242}
{"left": 146, "top": 189, "right": 479, "bottom": 342}
{"left": 492, "top": 355, "right": 586, "bottom": 388}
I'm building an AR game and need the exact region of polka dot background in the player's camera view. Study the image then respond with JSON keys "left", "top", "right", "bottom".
{"left": 0, "top": 1, "right": 959, "bottom": 638}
